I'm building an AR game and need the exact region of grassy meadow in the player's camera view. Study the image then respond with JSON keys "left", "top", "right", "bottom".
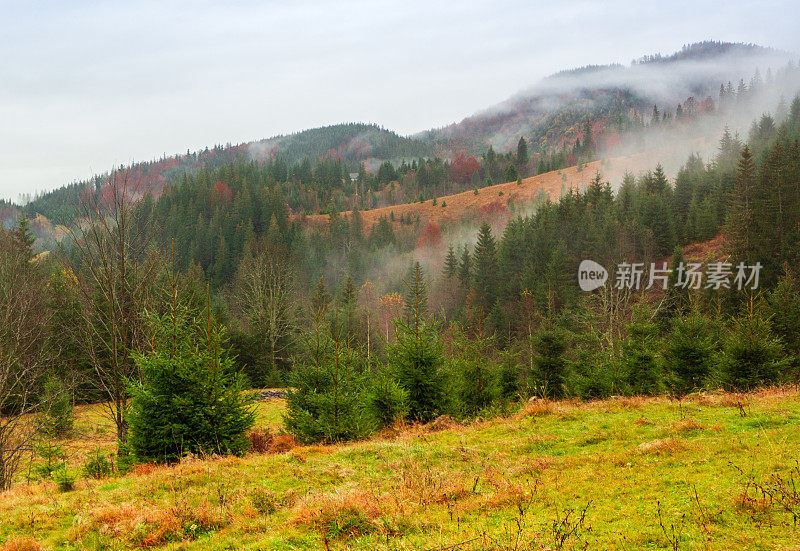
{"left": 2, "top": 388, "right": 800, "bottom": 550}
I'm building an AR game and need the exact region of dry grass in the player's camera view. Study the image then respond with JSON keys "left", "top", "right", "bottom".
{"left": 300, "top": 151, "right": 663, "bottom": 235}
{"left": 0, "top": 538, "right": 42, "bottom": 551}
{"left": 3, "top": 387, "right": 800, "bottom": 550}
{"left": 636, "top": 438, "right": 689, "bottom": 455}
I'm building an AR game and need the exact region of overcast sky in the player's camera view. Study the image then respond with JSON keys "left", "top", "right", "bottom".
{"left": 1, "top": 0, "right": 798, "bottom": 201}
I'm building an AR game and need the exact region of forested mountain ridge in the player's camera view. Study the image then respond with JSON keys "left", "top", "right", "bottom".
{"left": 13, "top": 41, "right": 796, "bottom": 238}
{"left": 419, "top": 41, "right": 795, "bottom": 155}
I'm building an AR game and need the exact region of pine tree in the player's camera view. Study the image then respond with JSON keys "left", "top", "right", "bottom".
{"left": 472, "top": 223, "right": 498, "bottom": 315}
{"left": 457, "top": 246, "right": 472, "bottom": 286}
{"left": 128, "top": 305, "right": 255, "bottom": 462}
{"left": 390, "top": 264, "right": 446, "bottom": 422}
{"left": 517, "top": 136, "right": 529, "bottom": 166}
{"left": 532, "top": 328, "right": 569, "bottom": 399}
{"left": 444, "top": 246, "right": 458, "bottom": 278}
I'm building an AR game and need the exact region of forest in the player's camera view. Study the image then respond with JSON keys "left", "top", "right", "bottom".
{"left": 1, "top": 70, "right": 800, "bottom": 494}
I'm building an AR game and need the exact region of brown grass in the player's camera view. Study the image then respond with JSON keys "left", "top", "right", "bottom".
{"left": 300, "top": 152, "right": 661, "bottom": 235}
{"left": 517, "top": 398, "right": 554, "bottom": 418}
{"left": 0, "top": 538, "right": 42, "bottom": 551}
{"left": 670, "top": 419, "right": 705, "bottom": 433}
{"left": 636, "top": 438, "right": 688, "bottom": 455}
{"left": 247, "top": 428, "right": 298, "bottom": 454}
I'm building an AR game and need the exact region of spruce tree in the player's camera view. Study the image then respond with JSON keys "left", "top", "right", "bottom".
{"left": 532, "top": 328, "right": 569, "bottom": 399}
{"left": 457, "top": 246, "right": 472, "bottom": 286}
{"left": 725, "top": 146, "right": 757, "bottom": 264}
{"left": 390, "top": 264, "right": 446, "bottom": 422}
{"left": 444, "top": 246, "right": 458, "bottom": 278}
{"left": 722, "top": 315, "right": 786, "bottom": 390}
{"left": 128, "top": 305, "right": 255, "bottom": 462}
{"left": 517, "top": 137, "right": 529, "bottom": 166}
{"left": 472, "top": 223, "right": 498, "bottom": 314}
{"left": 662, "top": 315, "right": 717, "bottom": 395}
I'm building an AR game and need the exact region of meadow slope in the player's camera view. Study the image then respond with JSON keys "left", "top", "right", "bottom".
{"left": 302, "top": 147, "right": 695, "bottom": 235}
{"left": 2, "top": 388, "right": 800, "bottom": 550}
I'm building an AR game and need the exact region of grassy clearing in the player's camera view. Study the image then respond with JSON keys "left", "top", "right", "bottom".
{"left": 2, "top": 388, "right": 800, "bottom": 550}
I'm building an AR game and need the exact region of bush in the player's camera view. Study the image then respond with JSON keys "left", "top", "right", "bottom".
{"left": 722, "top": 316, "right": 787, "bottom": 390}
{"left": 127, "top": 307, "right": 255, "bottom": 463}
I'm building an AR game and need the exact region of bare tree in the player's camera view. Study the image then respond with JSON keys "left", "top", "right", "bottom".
{"left": 66, "top": 171, "right": 157, "bottom": 443}
{"left": 232, "top": 242, "right": 295, "bottom": 379}
{"left": 0, "top": 224, "right": 50, "bottom": 490}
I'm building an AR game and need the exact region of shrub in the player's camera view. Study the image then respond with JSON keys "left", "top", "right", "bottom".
{"left": 248, "top": 428, "right": 274, "bottom": 454}
{"left": 127, "top": 307, "right": 255, "bottom": 463}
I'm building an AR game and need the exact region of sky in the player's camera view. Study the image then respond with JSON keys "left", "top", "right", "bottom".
{"left": 1, "top": 0, "right": 799, "bottom": 201}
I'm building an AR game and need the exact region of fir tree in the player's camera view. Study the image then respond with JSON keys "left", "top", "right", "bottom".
{"left": 472, "top": 223, "right": 498, "bottom": 315}
{"left": 517, "top": 136, "right": 529, "bottom": 166}
{"left": 444, "top": 246, "right": 458, "bottom": 278}
{"left": 128, "top": 305, "right": 254, "bottom": 462}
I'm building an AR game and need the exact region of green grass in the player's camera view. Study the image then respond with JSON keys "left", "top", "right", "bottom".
{"left": 2, "top": 389, "right": 800, "bottom": 550}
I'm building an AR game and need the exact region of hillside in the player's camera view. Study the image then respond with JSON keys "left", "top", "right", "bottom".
{"left": 418, "top": 41, "right": 793, "bottom": 155}
{"left": 301, "top": 146, "right": 697, "bottom": 235}
{"left": 3, "top": 388, "right": 800, "bottom": 550}
{"left": 21, "top": 124, "right": 431, "bottom": 226}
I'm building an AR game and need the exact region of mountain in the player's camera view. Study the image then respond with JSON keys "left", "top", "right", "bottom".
{"left": 417, "top": 41, "right": 795, "bottom": 154}
{"left": 17, "top": 41, "right": 797, "bottom": 232}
